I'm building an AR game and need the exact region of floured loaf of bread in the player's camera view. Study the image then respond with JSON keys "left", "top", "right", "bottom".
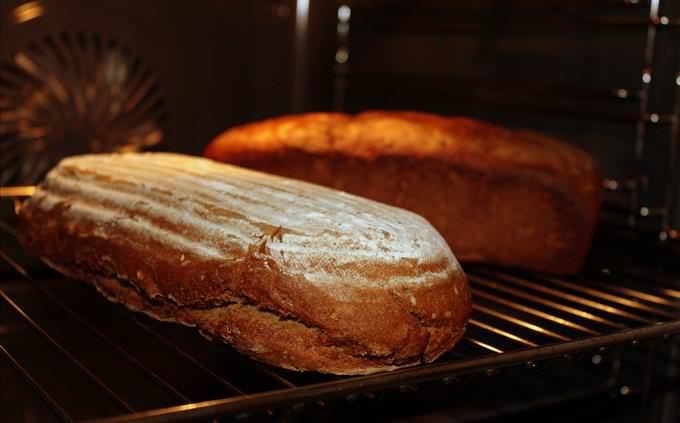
{"left": 17, "top": 152, "right": 471, "bottom": 375}
{"left": 205, "top": 111, "right": 602, "bottom": 275}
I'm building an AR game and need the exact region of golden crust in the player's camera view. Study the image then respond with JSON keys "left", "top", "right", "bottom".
{"left": 205, "top": 111, "right": 602, "bottom": 274}
{"left": 45, "top": 261, "right": 467, "bottom": 375}
{"left": 17, "top": 166, "right": 471, "bottom": 375}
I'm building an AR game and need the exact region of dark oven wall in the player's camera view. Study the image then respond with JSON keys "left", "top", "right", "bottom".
{"left": 319, "top": 0, "right": 680, "bottom": 235}
{"left": 0, "top": 0, "right": 299, "bottom": 181}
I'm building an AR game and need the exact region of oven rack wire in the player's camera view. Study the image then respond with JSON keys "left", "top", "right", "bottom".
{"left": 1, "top": 221, "right": 680, "bottom": 422}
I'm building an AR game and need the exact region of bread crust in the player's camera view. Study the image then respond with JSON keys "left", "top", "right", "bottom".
{"left": 17, "top": 153, "right": 471, "bottom": 375}
{"left": 205, "top": 111, "right": 602, "bottom": 274}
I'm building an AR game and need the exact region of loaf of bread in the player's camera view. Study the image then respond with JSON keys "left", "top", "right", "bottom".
{"left": 205, "top": 111, "right": 602, "bottom": 275}
{"left": 16, "top": 152, "right": 471, "bottom": 375}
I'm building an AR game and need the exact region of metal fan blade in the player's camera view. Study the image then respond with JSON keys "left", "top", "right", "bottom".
{"left": 0, "top": 30, "right": 167, "bottom": 186}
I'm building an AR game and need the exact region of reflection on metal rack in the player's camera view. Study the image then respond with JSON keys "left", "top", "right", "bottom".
{"left": 0, "top": 223, "right": 679, "bottom": 422}
{"left": 0, "top": 186, "right": 36, "bottom": 198}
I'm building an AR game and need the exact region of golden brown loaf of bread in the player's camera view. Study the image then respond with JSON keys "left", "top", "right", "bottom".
{"left": 205, "top": 111, "right": 602, "bottom": 275}
{"left": 17, "top": 152, "right": 471, "bottom": 375}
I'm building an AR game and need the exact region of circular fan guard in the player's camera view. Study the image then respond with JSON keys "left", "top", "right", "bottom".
{"left": 0, "top": 31, "right": 167, "bottom": 185}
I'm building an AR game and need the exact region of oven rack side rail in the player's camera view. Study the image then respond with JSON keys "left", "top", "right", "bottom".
{"left": 2, "top": 269, "right": 679, "bottom": 423}
{"left": 84, "top": 320, "right": 680, "bottom": 423}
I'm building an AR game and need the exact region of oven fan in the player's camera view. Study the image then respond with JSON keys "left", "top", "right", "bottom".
{"left": 0, "top": 31, "right": 167, "bottom": 185}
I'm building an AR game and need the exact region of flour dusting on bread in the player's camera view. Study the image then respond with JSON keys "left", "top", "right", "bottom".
{"left": 33, "top": 152, "right": 459, "bottom": 288}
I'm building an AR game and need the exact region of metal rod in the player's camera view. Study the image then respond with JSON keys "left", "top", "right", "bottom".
{"left": 349, "top": 13, "right": 676, "bottom": 32}
{"left": 472, "top": 304, "right": 571, "bottom": 342}
{"left": 0, "top": 288, "right": 135, "bottom": 413}
{"left": 0, "top": 185, "right": 35, "bottom": 197}
{"left": 123, "top": 314, "right": 245, "bottom": 396}
{"left": 0, "top": 343, "right": 74, "bottom": 422}
{"left": 463, "top": 337, "right": 504, "bottom": 354}
{"left": 598, "top": 284, "right": 680, "bottom": 309}
{"left": 0, "top": 232, "right": 265, "bottom": 404}
{"left": 249, "top": 363, "right": 296, "bottom": 389}
{"left": 0, "top": 247, "right": 29, "bottom": 278}
{"left": 346, "top": 84, "right": 673, "bottom": 124}
{"left": 664, "top": 40, "right": 680, "bottom": 231}
{"left": 543, "top": 276, "right": 679, "bottom": 319}
{"left": 1, "top": 230, "right": 282, "bottom": 398}
{"left": 661, "top": 288, "right": 680, "bottom": 301}
{"left": 24, "top": 278, "right": 192, "bottom": 404}
{"left": 347, "top": 73, "right": 643, "bottom": 103}
{"left": 471, "top": 288, "right": 599, "bottom": 335}
{"left": 0, "top": 218, "right": 18, "bottom": 238}
{"left": 333, "top": 3, "right": 351, "bottom": 111}
{"left": 629, "top": 0, "right": 659, "bottom": 226}
{"left": 468, "top": 319, "right": 539, "bottom": 348}
{"left": 612, "top": 267, "right": 680, "bottom": 296}
{"left": 573, "top": 272, "right": 680, "bottom": 309}
{"left": 478, "top": 271, "right": 654, "bottom": 324}
{"left": 84, "top": 320, "right": 680, "bottom": 423}
{"left": 604, "top": 178, "right": 636, "bottom": 192}
{"left": 291, "top": 0, "right": 310, "bottom": 112}
{"left": 470, "top": 275, "right": 626, "bottom": 329}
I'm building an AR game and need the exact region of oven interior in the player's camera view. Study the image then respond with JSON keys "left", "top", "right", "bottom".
{"left": 2, "top": 0, "right": 680, "bottom": 422}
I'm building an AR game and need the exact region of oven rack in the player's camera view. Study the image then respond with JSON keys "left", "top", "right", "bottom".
{"left": 1, "top": 225, "right": 680, "bottom": 422}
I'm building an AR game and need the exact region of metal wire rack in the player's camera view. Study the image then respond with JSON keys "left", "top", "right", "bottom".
{"left": 1, "top": 218, "right": 680, "bottom": 422}
{"left": 1, "top": 1, "right": 680, "bottom": 419}
{"left": 0, "top": 1, "right": 677, "bottom": 421}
